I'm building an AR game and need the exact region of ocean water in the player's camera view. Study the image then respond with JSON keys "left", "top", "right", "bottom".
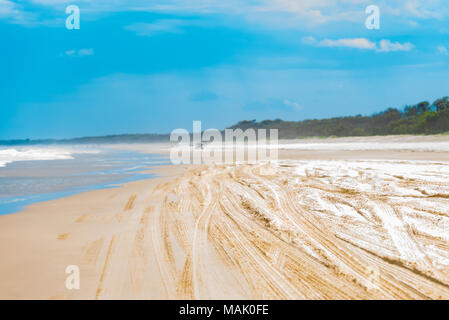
{"left": 0, "top": 145, "right": 170, "bottom": 215}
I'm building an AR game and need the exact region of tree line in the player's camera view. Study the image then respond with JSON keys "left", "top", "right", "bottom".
{"left": 229, "top": 96, "right": 449, "bottom": 138}
{"left": 2, "top": 96, "right": 448, "bottom": 145}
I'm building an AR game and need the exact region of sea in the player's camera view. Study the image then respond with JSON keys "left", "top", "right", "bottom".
{"left": 0, "top": 145, "right": 170, "bottom": 215}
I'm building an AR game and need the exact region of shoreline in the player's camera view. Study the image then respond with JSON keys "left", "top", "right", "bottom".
{"left": 0, "top": 148, "right": 171, "bottom": 216}
{"left": 2, "top": 137, "right": 449, "bottom": 299}
{"left": 0, "top": 164, "right": 191, "bottom": 299}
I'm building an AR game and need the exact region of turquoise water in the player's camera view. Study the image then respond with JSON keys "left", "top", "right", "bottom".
{"left": 0, "top": 148, "right": 170, "bottom": 215}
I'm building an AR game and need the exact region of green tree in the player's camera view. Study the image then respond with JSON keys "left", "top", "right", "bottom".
{"left": 434, "top": 97, "right": 449, "bottom": 112}
{"left": 417, "top": 101, "right": 430, "bottom": 114}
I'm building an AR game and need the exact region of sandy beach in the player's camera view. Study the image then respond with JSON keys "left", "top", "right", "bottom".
{"left": 4, "top": 0, "right": 449, "bottom": 303}
{"left": 1, "top": 136, "right": 449, "bottom": 299}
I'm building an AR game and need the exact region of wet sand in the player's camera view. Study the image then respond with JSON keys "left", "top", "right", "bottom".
{"left": 1, "top": 136, "right": 449, "bottom": 299}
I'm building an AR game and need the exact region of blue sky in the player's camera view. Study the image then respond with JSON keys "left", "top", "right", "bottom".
{"left": 1, "top": 0, "right": 448, "bottom": 139}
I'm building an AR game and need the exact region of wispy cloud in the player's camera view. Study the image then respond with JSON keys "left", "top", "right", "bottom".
{"left": 404, "top": 0, "right": 443, "bottom": 19}
{"left": 65, "top": 48, "right": 94, "bottom": 57}
{"left": 302, "top": 36, "right": 414, "bottom": 52}
{"left": 303, "top": 36, "right": 376, "bottom": 50}
{"left": 283, "top": 99, "right": 302, "bottom": 110}
{"left": 0, "top": 0, "right": 18, "bottom": 17}
{"left": 6, "top": 0, "right": 448, "bottom": 28}
{"left": 0, "top": 0, "right": 36, "bottom": 24}
{"left": 377, "top": 40, "right": 414, "bottom": 52}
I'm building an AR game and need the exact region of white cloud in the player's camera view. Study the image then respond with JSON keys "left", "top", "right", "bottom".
{"left": 4, "top": 0, "right": 449, "bottom": 29}
{"left": 323, "top": 38, "right": 376, "bottom": 50}
{"left": 301, "top": 36, "right": 317, "bottom": 45}
{"left": 377, "top": 39, "right": 414, "bottom": 52}
{"left": 0, "top": 0, "right": 17, "bottom": 17}
{"left": 302, "top": 36, "right": 376, "bottom": 50}
{"left": 303, "top": 36, "right": 414, "bottom": 52}
{"left": 404, "top": 0, "right": 442, "bottom": 19}
{"left": 65, "top": 48, "right": 94, "bottom": 57}
{"left": 283, "top": 99, "right": 302, "bottom": 110}
{"left": 0, "top": 0, "right": 65, "bottom": 26}
{"left": 0, "top": 0, "right": 34, "bottom": 23}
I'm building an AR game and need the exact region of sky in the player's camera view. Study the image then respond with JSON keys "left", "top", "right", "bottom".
{"left": 0, "top": 0, "right": 448, "bottom": 139}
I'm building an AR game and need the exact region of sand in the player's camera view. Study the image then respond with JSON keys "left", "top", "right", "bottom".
{"left": 0, "top": 164, "right": 191, "bottom": 299}
{"left": 1, "top": 136, "right": 449, "bottom": 299}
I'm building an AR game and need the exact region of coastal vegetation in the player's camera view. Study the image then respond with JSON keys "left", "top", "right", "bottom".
{"left": 229, "top": 96, "right": 449, "bottom": 139}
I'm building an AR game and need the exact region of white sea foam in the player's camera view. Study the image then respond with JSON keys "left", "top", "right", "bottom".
{"left": 0, "top": 147, "right": 99, "bottom": 167}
